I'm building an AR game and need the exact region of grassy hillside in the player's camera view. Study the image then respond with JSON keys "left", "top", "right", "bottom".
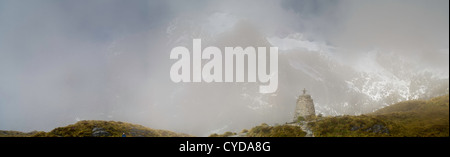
{"left": 308, "top": 95, "right": 449, "bottom": 137}
{"left": 246, "top": 123, "right": 307, "bottom": 137}
{"left": 0, "top": 130, "right": 42, "bottom": 137}
{"left": 209, "top": 123, "right": 307, "bottom": 137}
{"left": 32, "top": 120, "right": 191, "bottom": 137}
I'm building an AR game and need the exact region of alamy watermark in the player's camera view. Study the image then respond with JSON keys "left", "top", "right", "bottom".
{"left": 170, "top": 39, "right": 278, "bottom": 93}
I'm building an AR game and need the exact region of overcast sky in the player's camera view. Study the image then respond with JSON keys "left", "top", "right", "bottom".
{"left": 0, "top": 0, "right": 448, "bottom": 136}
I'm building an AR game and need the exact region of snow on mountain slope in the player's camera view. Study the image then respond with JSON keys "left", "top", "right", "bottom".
{"left": 269, "top": 33, "right": 449, "bottom": 116}
{"left": 164, "top": 12, "right": 449, "bottom": 135}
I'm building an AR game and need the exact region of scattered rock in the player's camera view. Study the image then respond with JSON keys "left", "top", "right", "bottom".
{"left": 350, "top": 126, "right": 360, "bottom": 131}
{"left": 370, "top": 124, "right": 390, "bottom": 134}
{"left": 351, "top": 124, "right": 389, "bottom": 134}
{"left": 92, "top": 127, "right": 111, "bottom": 137}
{"left": 130, "top": 128, "right": 146, "bottom": 137}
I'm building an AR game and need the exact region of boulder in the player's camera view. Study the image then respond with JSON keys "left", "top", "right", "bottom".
{"left": 92, "top": 127, "right": 111, "bottom": 137}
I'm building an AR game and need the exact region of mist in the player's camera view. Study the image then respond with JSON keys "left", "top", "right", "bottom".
{"left": 0, "top": 0, "right": 448, "bottom": 136}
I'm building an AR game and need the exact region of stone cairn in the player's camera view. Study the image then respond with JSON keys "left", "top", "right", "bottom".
{"left": 293, "top": 88, "right": 316, "bottom": 122}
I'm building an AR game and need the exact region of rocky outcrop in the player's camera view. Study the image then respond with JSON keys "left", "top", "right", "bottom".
{"left": 92, "top": 127, "right": 111, "bottom": 137}
{"left": 286, "top": 121, "right": 315, "bottom": 137}
{"left": 350, "top": 124, "right": 390, "bottom": 134}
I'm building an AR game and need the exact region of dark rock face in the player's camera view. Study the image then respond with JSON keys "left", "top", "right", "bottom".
{"left": 92, "top": 127, "right": 111, "bottom": 137}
